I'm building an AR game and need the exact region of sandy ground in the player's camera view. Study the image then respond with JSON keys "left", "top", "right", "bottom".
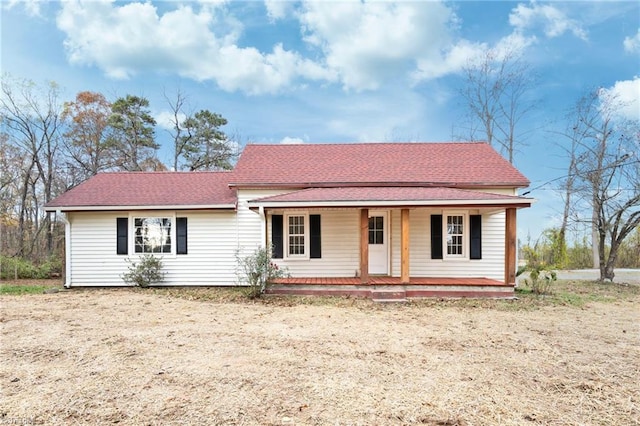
{"left": 1, "top": 290, "right": 639, "bottom": 426}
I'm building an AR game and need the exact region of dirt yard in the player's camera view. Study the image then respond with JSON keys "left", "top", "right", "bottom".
{"left": 1, "top": 288, "right": 638, "bottom": 425}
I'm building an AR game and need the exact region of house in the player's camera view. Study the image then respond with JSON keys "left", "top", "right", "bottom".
{"left": 45, "top": 142, "right": 532, "bottom": 299}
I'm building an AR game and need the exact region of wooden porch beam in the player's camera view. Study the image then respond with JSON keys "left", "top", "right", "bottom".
{"left": 360, "top": 208, "right": 369, "bottom": 284}
{"left": 504, "top": 208, "right": 517, "bottom": 286}
{"left": 401, "top": 209, "right": 410, "bottom": 283}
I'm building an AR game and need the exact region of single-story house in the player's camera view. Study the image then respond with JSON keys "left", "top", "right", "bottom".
{"left": 45, "top": 142, "right": 532, "bottom": 299}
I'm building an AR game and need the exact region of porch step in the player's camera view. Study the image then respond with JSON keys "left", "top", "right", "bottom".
{"left": 371, "top": 289, "right": 407, "bottom": 303}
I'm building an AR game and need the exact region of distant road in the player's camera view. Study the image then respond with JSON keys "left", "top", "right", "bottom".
{"left": 555, "top": 269, "right": 640, "bottom": 285}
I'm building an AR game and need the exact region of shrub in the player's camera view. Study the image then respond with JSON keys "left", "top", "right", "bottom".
{"left": 0, "top": 255, "right": 61, "bottom": 279}
{"left": 517, "top": 243, "right": 557, "bottom": 295}
{"left": 522, "top": 266, "right": 557, "bottom": 295}
{"left": 236, "top": 246, "right": 288, "bottom": 299}
{"left": 121, "top": 255, "right": 165, "bottom": 287}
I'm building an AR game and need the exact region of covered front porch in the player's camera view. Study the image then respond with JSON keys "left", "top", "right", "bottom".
{"left": 248, "top": 186, "right": 532, "bottom": 300}
{"left": 268, "top": 276, "right": 513, "bottom": 301}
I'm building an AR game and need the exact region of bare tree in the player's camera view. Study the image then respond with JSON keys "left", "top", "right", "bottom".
{"left": 162, "top": 88, "right": 190, "bottom": 171}
{"left": 0, "top": 76, "right": 65, "bottom": 257}
{"left": 566, "top": 89, "right": 640, "bottom": 281}
{"left": 456, "top": 46, "right": 538, "bottom": 164}
{"left": 548, "top": 105, "right": 594, "bottom": 267}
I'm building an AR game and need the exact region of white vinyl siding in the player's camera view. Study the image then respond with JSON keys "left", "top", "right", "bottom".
{"left": 269, "top": 209, "right": 360, "bottom": 277}
{"left": 391, "top": 209, "right": 506, "bottom": 282}
{"left": 235, "top": 188, "right": 296, "bottom": 259}
{"left": 66, "top": 210, "right": 238, "bottom": 287}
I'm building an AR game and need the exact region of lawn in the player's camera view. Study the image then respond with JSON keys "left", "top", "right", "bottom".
{"left": 1, "top": 280, "right": 638, "bottom": 425}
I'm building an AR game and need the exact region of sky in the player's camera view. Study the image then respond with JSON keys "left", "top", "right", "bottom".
{"left": 1, "top": 0, "right": 639, "bottom": 242}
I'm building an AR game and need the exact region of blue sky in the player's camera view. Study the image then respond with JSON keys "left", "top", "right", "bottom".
{"left": 2, "top": 0, "right": 639, "bottom": 241}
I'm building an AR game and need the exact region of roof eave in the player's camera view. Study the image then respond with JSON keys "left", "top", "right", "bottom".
{"left": 230, "top": 181, "right": 531, "bottom": 189}
{"left": 45, "top": 204, "right": 237, "bottom": 212}
{"left": 248, "top": 198, "right": 533, "bottom": 209}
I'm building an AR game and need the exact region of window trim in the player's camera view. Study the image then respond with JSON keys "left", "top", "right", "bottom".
{"left": 129, "top": 212, "right": 177, "bottom": 257}
{"left": 284, "top": 212, "right": 310, "bottom": 260}
{"left": 443, "top": 211, "right": 469, "bottom": 260}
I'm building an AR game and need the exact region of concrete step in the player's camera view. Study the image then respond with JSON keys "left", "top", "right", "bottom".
{"left": 371, "top": 289, "right": 407, "bottom": 303}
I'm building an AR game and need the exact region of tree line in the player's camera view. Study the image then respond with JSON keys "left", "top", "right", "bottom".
{"left": 1, "top": 75, "right": 236, "bottom": 266}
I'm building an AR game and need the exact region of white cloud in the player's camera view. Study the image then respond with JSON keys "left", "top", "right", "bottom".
{"left": 56, "top": 0, "right": 329, "bottom": 95}
{"left": 264, "top": 0, "right": 291, "bottom": 21}
{"left": 296, "top": 1, "right": 456, "bottom": 91}
{"left": 599, "top": 77, "right": 640, "bottom": 121}
{"left": 52, "top": 0, "right": 547, "bottom": 95}
{"left": 154, "top": 110, "right": 187, "bottom": 131}
{"left": 280, "top": 137, "right": 305, "bottom": 144}
{"left": 4, "top": 0, "right": 44, "bottom": 17}
{"left": 623, "top": 29, "right": 640, "bottom": 53}
{"left": 509, "top": 2, "right": 587, "bottom": 40}
{"left": 413, "top": 39, "right": 486, "bottom": 81}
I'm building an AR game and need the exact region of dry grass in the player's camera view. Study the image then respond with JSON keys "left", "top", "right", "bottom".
{"left": 1, "top": 282, "right": 639, "bottom": 425}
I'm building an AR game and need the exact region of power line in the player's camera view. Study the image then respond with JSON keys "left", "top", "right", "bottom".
{"left": 521, "top": 159, "right": 640, "bottom": 196}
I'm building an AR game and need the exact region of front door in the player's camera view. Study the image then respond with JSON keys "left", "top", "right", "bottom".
{"left": 368, "top": 211, "right": 388, "bottom": 275}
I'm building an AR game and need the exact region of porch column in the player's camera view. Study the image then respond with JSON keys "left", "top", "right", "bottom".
{"left": 360, "top": 208, "right": 369, "bottom": 284}
{"left": 401, "top": 209, "right": 410, "bottom": 283}
{"left": 504, "top": 208, "right": 517, "bottom": 285}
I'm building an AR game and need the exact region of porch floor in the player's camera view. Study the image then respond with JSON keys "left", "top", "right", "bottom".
{"left": 272, "top": 276, "right": 504, "bottom": 286}
{"left": 268, "top": 276, "right": 514, "bottom": 300}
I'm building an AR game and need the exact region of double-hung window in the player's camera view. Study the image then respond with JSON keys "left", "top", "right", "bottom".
{"left": 271, "top": 213, "right": 321, "bottom": 260}
{"left": 287, "top": 213, "right": 307, "bottom": 258}
{"left": 446, "top": 214, "right": 464, "bottom": 256}
{"left": 431, "top": 212, "right": 481, "bottom": 260}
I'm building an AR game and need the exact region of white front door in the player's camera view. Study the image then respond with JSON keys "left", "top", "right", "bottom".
{"left": 368, "top": 211, "right": 388, "bottom": 275}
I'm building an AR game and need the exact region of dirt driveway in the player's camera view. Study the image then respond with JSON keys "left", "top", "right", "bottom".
{"left": 1, "top": 290, "right": 639, "bottom": 425}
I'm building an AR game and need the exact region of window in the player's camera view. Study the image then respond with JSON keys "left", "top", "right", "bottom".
{"left": 287, "top": 214, "right": 306, "bottom": 257}
{"left": 431, "top": 213, "right": 481, "bottom": 260}
{"left": 368, "top": 216, "right": 384, "bottom": 244}
{"left": 272, "top": 214, "right": 321, "bottom": 259}
{"left": 446, "top": 214, "right": 465, "bottom": 256}
{"left": 117, "top": 216, "right": 187, "bottom": 256}
{"left": 134, "top": 217, "right": 172, "bottom": 254}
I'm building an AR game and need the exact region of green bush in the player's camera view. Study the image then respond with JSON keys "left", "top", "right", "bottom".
{"left": 121, "top": 255, "right": 165, "bottom": 287}
{"left": 517, "top": 243, "right": 557, "bottom": 295}
{"left": 0, "top": 255, "right": 62, "bottom": 279}
{"left": 524, "top": 267, "right": 557, "bottom": 295}
{"left": 565, "top": 236, "right": 593, "bottom": 269}
{"left": 236, "top": 246, "right": 288, "bottom": 299}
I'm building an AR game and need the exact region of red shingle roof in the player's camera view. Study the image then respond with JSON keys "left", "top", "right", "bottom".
{"left": 45, "top": 172, "right": 236, "bottom": 210}
{"left": 231, "top": 142, "right": 530, "bottom": 188}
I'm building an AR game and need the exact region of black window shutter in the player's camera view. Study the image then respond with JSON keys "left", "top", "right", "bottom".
{"left": 176, "top": 217, "right": 188, "bottom": 255}
{"left": 310, "top": 214, "right": 321, "bottom": 259}
{"left": 117, "top": 217, "right": 128, "bottom": 255}
{"left": 272, "top": 215, "right": 283, "bottom": 259}
{"left": 470, "top": 214, "right": 482, "bottom": 260}
{"left": 430, "top": 214, "right": 443, "bottom": 260}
